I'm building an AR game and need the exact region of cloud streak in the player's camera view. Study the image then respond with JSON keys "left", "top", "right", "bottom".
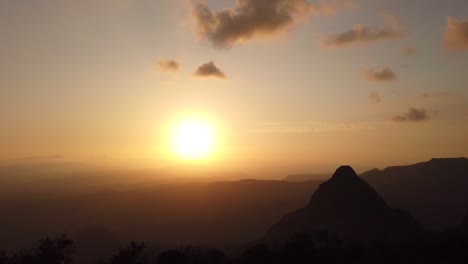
{"left": 251, "top": 121, "right": 377, "bottom": 134}
{"left": 417, "top": 92, "right": 451, "bottom": 100}
{"left": 392, "top": 108, "right": 429, "bottom": 122}
{"left": 193, "top": 0, "right": 356, "bottom": 48}
{"left": 323, "top": 14, "right": 403, "bottom": 48}
{"left": 364, "top": 68, "right": 398, "bottom": 82}
{"left": 194, "top": 61, "right": 226, "bottom": 79}
{"left": 442, "top": 17, "right": 468, "bottom": 51}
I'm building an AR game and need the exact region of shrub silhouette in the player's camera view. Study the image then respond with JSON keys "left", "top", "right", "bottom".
{"left": 7, "top": 234, "right": 74, "bottom": 264}
{"left": 99, "top": 242, "right": 147, "bottom": 264}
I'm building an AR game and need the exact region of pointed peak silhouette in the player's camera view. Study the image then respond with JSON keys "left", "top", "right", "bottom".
{"left": 308, "top": 165, "right": 387, "bottom": 212}
{"left": 330, "top": 165, "right": 358, "bottom": 181}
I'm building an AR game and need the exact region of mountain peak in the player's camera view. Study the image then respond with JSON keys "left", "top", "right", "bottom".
{"left": 330, "top": 165, "right": 358, "bottom": 181}
{"left": 308, "top": 165, "right": 387, "bottom": 212}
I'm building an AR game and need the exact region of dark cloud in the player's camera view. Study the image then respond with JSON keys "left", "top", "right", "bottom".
{"left": 158, "top": 59, "right": 180, "bottom": 72}
{"left": 364, "top": 68, "right": 398, "bottom": 82}
{"left": 369, "top": 91, "right": 381, "bottom": 104}
{"left": 402, "top": 45, "right": 416, "bottom": 56}
{"left": 193, "top": 0, "right": 356, "bottom": 48}
{"left": 442, "top": 17, "right": 468, "bottom": 51}
{"left": 194, "top": 61, "right": 226, "bottom": 79}
{"left": 392, "top": 108, "right": 429, "bottom": 122}
{"left": 323, "top": 14, "right": 403, "bottom": 48}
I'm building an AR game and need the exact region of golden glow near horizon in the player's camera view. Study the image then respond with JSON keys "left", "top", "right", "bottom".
{"left": 170, "top": 118, "right": 216, "bottom": 160}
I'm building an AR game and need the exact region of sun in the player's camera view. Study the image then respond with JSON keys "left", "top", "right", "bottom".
{"left": 171, "top": 118, "right": 216, "bottom": 160}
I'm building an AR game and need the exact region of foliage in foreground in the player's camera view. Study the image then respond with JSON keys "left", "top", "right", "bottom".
{"left": 1, "top": 230, "right": 468, "bottom": 264}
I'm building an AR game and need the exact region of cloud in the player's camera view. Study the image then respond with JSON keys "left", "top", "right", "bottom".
{"left": 323, "top": 14, "right": 403, "bottom": 48}
{"left": 158, "top": 59, "right": 180, "bottom": 73}
{"left": 402, "top": 45, "right": 416, "bottom": 56}
{"left": 442, "top": 17, "right": 468, "bottom": 51}
{"left": 369, "top": 91, "right": 381, "bottom": 104}
{"left": 364, "top": 68, "right": 398, "bottom": 82}
{"left": 251, "top": 121, "right": 377, "bottom": 134}
{"left": 193, "top": 0, "right": 356, "bottom": 48}
{"left": 392, "top": 108, "right": 429, "bottom": 122}
{"left": 194, "top": 61, "right": 226, "bottom": 79}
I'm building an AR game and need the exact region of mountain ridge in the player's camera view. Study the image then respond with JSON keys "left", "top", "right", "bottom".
{"left": 361, "top": 157, "right": 468, "bottom": 228}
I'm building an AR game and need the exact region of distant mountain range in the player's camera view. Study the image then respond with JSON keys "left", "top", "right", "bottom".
{"left": 0, "top": 163, "right": 249, "bottom": 198}
{"left": 264, "top": 166, "right": 421, "bottom": 244}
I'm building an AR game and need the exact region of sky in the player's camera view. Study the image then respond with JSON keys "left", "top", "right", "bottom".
{"left": 0, "top": 0, "right": 467, "bottom": 174}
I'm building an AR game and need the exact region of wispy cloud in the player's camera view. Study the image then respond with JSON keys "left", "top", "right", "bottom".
{"left": 442, "top": 17, "right": 468, "bottom": 51}
{"left": 364, "top": 68, "right": 398, "bottom": 82}
{"left": 193, "top": 0, "right": 356, "bottom": 48}
{"left": 251, "top": 121, "right": 377, "bottom": 134}
{"left": 322, "top": 14, "right": 403, "bottom": 48}
{"left": 194, "top": 61, "right": 226, "bottom": 79}
{"left": 416, "top": 92, "right": 451, "bottom": 100}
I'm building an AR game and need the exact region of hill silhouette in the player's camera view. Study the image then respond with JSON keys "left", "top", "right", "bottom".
{"left": 283, "top": 174, "right": 331, "bottom": 181}
{"left": 264, "top": 166, "right": 421, "bottom": 244}
{"left": 361, "top": 158, "right": 468, "bottom": 228}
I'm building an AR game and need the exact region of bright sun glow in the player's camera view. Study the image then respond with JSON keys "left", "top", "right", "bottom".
{"left": 171, "top": 118, "right": 216, "bottom": 160}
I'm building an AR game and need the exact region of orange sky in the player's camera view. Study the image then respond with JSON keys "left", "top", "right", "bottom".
{"left": 1, "top": 0, "right": 467, "bottom": 174}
